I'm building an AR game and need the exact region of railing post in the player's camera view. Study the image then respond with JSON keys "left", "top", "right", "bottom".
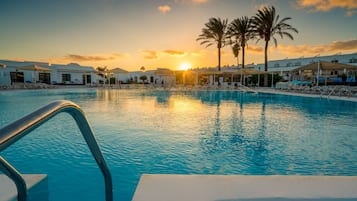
{"left": 0, "top": 156, "right": 27, "bottom": 201}
{"left": 0, "top": 100, "right": 113, "bottom": 201}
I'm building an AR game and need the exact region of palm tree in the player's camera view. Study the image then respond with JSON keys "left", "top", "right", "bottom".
{"left": 228, "top": 16, "right": 253, "bottom": 85}
{"left": 96, "top": 66, "right": 109, "bottom": 84}
{"left": 231, "top": 42, "right": 240, "bottom": 67}
{"left": 231, "top": 42, "right": 243, "bottom": 84}
{"left": 197, "top": 17, "right": 229, "bottom": 71}
{"left": 227, "top": 16, "right": 252, "bottom": 70}
{"left": 251, "top": 6, "right": 298, "bottom": 86}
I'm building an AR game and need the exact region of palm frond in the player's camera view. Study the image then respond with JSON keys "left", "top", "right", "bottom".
{"left": 196, "top": 17, "right": 229, "bottom": 71}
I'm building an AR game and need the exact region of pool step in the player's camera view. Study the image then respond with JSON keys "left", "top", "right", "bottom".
{"left": 0, "top": 174, "right": 48, "bottom": 201}
{"left": 133, "top": 174, "right": 357, "bottom": 201}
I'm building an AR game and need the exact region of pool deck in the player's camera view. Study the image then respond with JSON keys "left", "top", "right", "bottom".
{"left": 1, "top": 85, "right": 357, "bottom": 102}
{"left": 133, "top": 174, "right": 357, "bottom": 201}
{"left": 256, "top": 88, "right": 357, "bottom": 102}
{"left": 0, "top": 174, "right": 48, "bottom": 201}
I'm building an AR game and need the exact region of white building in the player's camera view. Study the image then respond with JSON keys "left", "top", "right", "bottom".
{"left": 253, "top": 53, "right": 357, "bottom": 82}
{"left": 110, "top": 68, "right": 176, "bottom": 87}
{"left": 110, "top": 68, "right": 129, "bottom": 84}
{"left": 0, "top": 60, "right": 98, "bottom": 86}
{"left": 2, "top": 53, "right": 356, "bottom": 87}
{"left": 50, "top": 63, "right": 96, "bottom": 85}
{"left": 256, "top": 53, "right": 357, "bottom": 72}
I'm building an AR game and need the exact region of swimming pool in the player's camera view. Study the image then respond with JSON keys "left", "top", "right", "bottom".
{"left": 0, "top": 88, "right": 357, "bottom": 201}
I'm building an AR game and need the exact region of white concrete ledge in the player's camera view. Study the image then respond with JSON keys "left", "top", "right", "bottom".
{"left": 133, "top": 174, "right": 357, "bottom": 201}
{"left": 0, "top": 174, "right": 48, "bottom": 201}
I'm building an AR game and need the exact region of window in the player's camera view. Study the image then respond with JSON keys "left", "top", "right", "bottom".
{"left": 274, "top": 63, "right": 280, "bottom": 67}
{"left": 10, "top": 72, "right": 24, "bottom": 83}
{"left": 349, "top": 58, "right": 357, "bottom": 63}
{"left": 62, "top": 74, "right": 71, "bottom": 82}
{"left": 39, "top": 73, "right": 51, "bottom": 84}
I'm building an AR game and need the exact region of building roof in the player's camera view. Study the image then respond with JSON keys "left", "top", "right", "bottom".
{"left": 294, "top": 61, "right": 357, "bottom": 71}
{"left": 110, "top": 68, "right": 128, "bottom": 74}
{"left": 17, "top": 64, "right": 51, "bottom": 72}
{"left": 154, "top": 68, "right": 175, "bottom": 76}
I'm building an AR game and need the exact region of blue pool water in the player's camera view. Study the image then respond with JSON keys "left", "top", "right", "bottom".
{"left": 0, "top": 88, "right": 357, "bottom": 201}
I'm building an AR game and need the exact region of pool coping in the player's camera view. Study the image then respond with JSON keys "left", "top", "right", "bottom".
{"left": 1, "top": 86, "right": 357, "bottom": 102}
{"left": 0, "top": 174, "right": 48, "bottom": 201}
{"left": 256, "top": 88, "right": 357, "bottom": 102}
{"left": 133, "top": 174, "right": 357, "bottom": 201}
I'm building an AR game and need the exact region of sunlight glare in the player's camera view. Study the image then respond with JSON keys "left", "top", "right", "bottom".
{"left": 179, "top": 62, "right": 191, "bottom": 70}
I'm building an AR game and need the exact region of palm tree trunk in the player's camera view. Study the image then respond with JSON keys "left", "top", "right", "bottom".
{"left": 241, "top": 45, "right": 245, "bottom": 85}
{"left": 218, "top": 47, "right": 221, "bottom": 71}
{"left": 264, "top": 41, "right": 269, "bottom": 87}
{"left": 242, "top": 45, "right": 245, "bottom": 69}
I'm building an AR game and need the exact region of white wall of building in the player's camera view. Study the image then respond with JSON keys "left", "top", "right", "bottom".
{"left": 256, "top": 53, "right": 357, "bottom": 72}
{"left": 1, "top": 53, "right": 356, "bottom": 87}
{"left": 0, "top": 67, "right": 10, "bottom": 86}
{"left": 0, "top": 60, "right": 97, "bottom": 86}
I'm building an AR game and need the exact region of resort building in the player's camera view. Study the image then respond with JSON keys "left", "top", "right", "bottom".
{"left": 183, "top": 53, "right": 357, "bottom": 86}
{"left": 260, "top": 52, "right": 357, "bottom": 71}
{"left": 0, "top": 59, "right": 178, "bottom": 88}
{"left": 110, "top": 68, "right": 129, "bottom": 84}
{"left": 0, "top": 60, "right": 98, "bottom": 86}
{"left": 110, "top": 68, "right": 176, "bottom": 87}
{"left": 256, "top": 53, "right": 357, "bottom": 81}
{"left": 50, "top": 63, "right": 97, "bottom": 85}
{"left": 1, "top": 53, "right": 357, "bottom": 88}
{"left": 269, "top": 53, "right": 357, "bottom": 87}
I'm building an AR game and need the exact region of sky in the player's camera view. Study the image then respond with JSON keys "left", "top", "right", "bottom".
{"left": 1, "top": 0, "right": 357, "bottom": 71}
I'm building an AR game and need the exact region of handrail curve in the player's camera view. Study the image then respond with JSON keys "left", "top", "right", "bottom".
{"left": 0, "top": 100, "right": 113, "bottom": 201}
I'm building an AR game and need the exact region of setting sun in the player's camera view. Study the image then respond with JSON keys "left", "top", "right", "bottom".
{"left": 178, "top": 62, "right": 191, "bottom": 70}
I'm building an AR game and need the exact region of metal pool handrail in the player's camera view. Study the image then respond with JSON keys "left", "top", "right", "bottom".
{"left": 0, "top": 100, "right": 113, "bottom": 201}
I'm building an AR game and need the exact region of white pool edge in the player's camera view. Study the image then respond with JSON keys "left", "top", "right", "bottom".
{"left": 0, "top": 174, "right": 48, "bottom": 201}
{"left": 133, "top": 174, "right": 357, "bottom": 201}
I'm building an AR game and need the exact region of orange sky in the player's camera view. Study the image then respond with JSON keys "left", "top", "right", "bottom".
{"left": 1, "top": 0, "right": 357, "bottom": 71}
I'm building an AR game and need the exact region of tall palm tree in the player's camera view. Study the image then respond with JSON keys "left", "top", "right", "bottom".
{"left": 197, "top": 17, "right": 229, "bottom": 71}
{"left": 251, "top": 6, "right": 298, "bottom": 86}
{"left": 231, "top": 42, "right": 240, "bottom": 67}
{"left": 227, "top": 16, "right": 252, "bottom": 70}
{"left": 96, "top": 66, "right": 109, "bottom": 84}
{"left": 228, "top": 16, "right": 253, "bottom": 85}
{"left": 231, "top": 41, "right": 243, "bottom": 84}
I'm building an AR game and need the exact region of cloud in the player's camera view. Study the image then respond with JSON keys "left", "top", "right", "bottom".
{"left": 328, "top": 39, "right": 357, "bottom": 50}
{"left": 256, "top": 4, "right": 270, "bottom": 10}
{"left": 163, "top": 50, "right": 186, "bottom": 56}
{"left": 175, "top": 0, "right": 208, "bottom": 4}
{"left": 346, "top": 9, "right": 357, "bottom": 16}
{"left": 112, "top": 53, "right": 128, "bottom": 58}
{"left": 297, "top": 0, "right": 357, "bottom": 16}
{"left": 9, "top": 58, "right": 26, "bottom": 62}
{"left": 64, "top": 53, "right": 127, "bottom": 62}
{"left": 142, "top": 50, "right": 158, "bottom": 60}
{"left": 158, "top": 5, "right": 171, "bottom": 13}
{"left": 191, "top": 50, "right": 207, "bottom": 57}
{"left": 275, "top": 39, "right": 357, "bottom": 56}
{"left": 141, "top": 49, "right": 187, "bottom": 59}
{"left": 192, "top": 0, "right": 208, "bottom": 3}
{"left": 246, "top": 45, "right": 264, "bottom": 54}
{"left": 65, "top": 54, "right": 115, "bottom": 62}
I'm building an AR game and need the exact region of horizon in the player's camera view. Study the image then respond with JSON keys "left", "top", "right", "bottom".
{"left": 1, "top": 0, "right": 357, "bottom": 71}
{"left": 2, "top": 51, "right": 356, "bottom": 71}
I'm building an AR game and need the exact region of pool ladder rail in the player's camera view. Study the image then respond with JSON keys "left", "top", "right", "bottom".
{"left": 0, "top": 100, "right": 113, "bottom": 201}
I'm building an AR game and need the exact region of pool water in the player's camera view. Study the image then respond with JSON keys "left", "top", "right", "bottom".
{"left": 0, "top": 88, "right": 357, "bottom": 201}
